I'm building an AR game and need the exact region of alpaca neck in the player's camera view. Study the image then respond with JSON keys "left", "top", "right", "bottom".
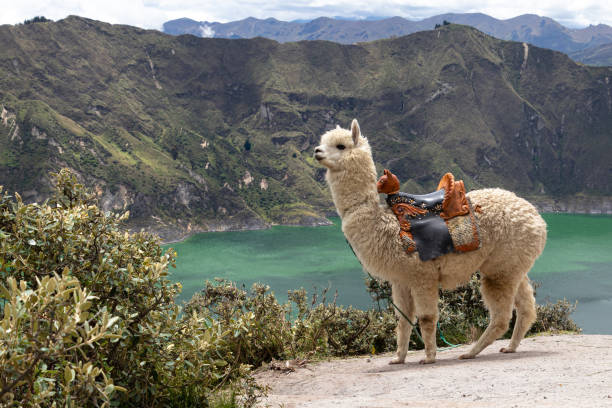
{"left": 327, "top": 165, "right": 379, "bottom": 219}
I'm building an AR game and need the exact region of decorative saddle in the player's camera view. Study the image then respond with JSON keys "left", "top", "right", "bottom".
{"left": 377, "top": 169, "right": 480, "bottom": 261}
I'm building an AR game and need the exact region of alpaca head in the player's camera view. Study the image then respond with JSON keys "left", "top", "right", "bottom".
{"left": 314, "top": 119, "right": 372, "bottom": 172}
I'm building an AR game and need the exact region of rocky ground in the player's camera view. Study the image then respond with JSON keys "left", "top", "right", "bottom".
{"left": 255, "top": 334, "right": 612, "bottom": 407}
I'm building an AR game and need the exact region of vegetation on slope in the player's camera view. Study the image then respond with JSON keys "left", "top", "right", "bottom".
{"left": 1, "top": 18, "right": 611, "bottom": 240}
{"left": 0, "top": 170, "right": 262, "bottom": 406}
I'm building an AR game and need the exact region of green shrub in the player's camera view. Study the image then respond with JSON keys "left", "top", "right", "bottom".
{"left": 186, "top": 280, "right": 397, "bottom": 365}
{"left": 0, "top": 273, "right": 121, "bottom": 406}
{"left": 184, "top": 259, "right": 580, "bottom": 372}
{"left": 186, "top": 280, "right": 289, "bottom": 366}
{"left": 366, "top": 272, "right": 580, "bottom": 346}
{"left": 0, "top": 170, "right": 259, "bottom": 407}
{"left": 436, "top": 274, "right": 487, "bottom": 344}
{"left": 286, "top": 288, "right": 396, "bottom": 356}
{"left": 530, "top": 299, "right": 580, "bottom": 334}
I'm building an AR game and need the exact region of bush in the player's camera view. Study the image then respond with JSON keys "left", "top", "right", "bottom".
{"left": 531, "top": 299, "right": 580, "bottom": 334}
{"left": 286, "top": 288, "right": 396, "bottom": 356}
{"left": 366, "top": 272, "right": 580, "bottom": 346}
{"left": 437, "top": 274, "right": 490, "bottom": 344}
{"left": 0, "top": 170, "right": 259, "bottom": 407}
{"left": 0, "top": 274, "right": 121, "bottom": 406}
{"left": 185, "top": 280, "right": 397, "bottom": 366}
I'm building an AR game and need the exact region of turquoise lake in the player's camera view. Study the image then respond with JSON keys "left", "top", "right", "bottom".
{"left": 165, "top": 214, "right": 612, "bottom": 334}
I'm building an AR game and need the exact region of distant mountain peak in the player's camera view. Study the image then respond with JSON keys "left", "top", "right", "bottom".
{"left": 161, "top": 13, "right": 612, "bottom": 64}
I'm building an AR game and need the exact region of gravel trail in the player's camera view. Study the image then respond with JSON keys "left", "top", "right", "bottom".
{"left": 255, "top": 334, "right": 612, "bottom": 407}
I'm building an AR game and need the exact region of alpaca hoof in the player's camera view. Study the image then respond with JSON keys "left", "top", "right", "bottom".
{"left": 459, "top": 353, "right": 475, "bottom": 360}
{"left": 500, "top": 347, "right": 516, "bottom": 353}
{"left": 419, "top": 357, "right": 436, "bottom": 364}
{"left": 388, "top": 357, "right": 405, "bottom": 365}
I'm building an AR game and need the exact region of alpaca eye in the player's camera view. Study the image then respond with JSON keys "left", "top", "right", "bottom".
{"left": 336, "top": 144, "right": 346, "bottom": 150}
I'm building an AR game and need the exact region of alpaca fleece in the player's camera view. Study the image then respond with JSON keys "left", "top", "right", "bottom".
{"left": 314, "top": 119, "right": 547, "bottom": 364}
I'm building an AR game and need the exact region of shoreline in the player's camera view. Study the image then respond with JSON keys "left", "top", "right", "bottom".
{"left": 158, "top": 217, "right": 333, "bottom": 245}
{"left": 158, "top": 207, "right": 612, "bottom": 245}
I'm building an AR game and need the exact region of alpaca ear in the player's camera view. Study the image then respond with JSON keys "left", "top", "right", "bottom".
{"left": 351, "top": 119, "right": 360, "bottom": 146}
{"left": 384, "top": 169, "right": 390, "bottom": 176}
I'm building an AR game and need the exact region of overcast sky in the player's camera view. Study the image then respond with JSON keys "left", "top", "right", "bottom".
{"left": 1, "top": 0, "right": 611, "bottom": 30}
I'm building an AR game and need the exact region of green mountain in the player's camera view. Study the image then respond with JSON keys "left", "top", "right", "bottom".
{"left": 1, "top": 17, "right": 611, "bottom": 240}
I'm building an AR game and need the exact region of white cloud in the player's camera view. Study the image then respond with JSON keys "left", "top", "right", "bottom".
{"left": 1, "top": 0, "right": 612, "bottom": 29}
{"left": 199, "top": 23, "right": 215, "bottom": 38}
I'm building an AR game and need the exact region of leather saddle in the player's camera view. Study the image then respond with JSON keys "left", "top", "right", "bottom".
{"left": 378, "top": 170, "right": 469, "bottom": 220}
{"left": 390, "top": 189, "right": 445, "bottom": 210}
{"left": 377, "top": 170, "right": 478, "bottom": 261}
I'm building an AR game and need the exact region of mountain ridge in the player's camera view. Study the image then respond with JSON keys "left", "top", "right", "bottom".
{"left": 163, "top": 13, "right": 612, "bottom": 65}
{"left": 1, "top": 17, "right": 612, "bottom": 240}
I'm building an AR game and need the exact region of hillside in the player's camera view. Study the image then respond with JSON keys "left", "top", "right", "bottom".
{"left": 163, "top": 13, "right": 612, "bottom": 62}
{"left": 1, "top": 17, "right": 612, "bottom": 240}
{"left": 571, "top": 42, "right": 612, "bottom": 66}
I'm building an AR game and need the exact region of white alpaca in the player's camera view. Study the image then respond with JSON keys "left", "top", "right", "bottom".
{"left": 315, "top": 119, "right": 547, "bottom": 364}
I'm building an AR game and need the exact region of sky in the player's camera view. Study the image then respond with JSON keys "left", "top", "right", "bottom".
{"left": 1, "top": 0, "right": 611, "bottom": 30}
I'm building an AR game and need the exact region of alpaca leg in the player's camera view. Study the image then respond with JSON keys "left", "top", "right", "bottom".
{"left": 389, "top": 282, "right": 415, "bottom": 364}
{"left": 459, "top": 276, "right": 517, "bottom": 359}
{"left": 418, "top": 313, "right": 438, "bottom": 364}
{"left": 412, "top": 285, "right": 439, "bottom": 364}
{"left": 500, "top": 276, "right": 537, "bottom": 353}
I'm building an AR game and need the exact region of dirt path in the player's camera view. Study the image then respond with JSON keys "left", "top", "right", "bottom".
{"left": 255, "top": 334, "right": 612, "bottom": 407}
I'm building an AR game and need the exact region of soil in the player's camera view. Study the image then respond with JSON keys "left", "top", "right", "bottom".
{"left": 255, "top": 334, "right": 612, "bottom": 407}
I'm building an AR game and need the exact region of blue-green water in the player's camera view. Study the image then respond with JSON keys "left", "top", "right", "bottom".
{"left": 165, "top": 214, "right": 612, "bottom": 334}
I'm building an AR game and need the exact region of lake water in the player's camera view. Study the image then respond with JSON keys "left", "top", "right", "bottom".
{"left": 165, "top": 214, "right": 612, "bottom": 334}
